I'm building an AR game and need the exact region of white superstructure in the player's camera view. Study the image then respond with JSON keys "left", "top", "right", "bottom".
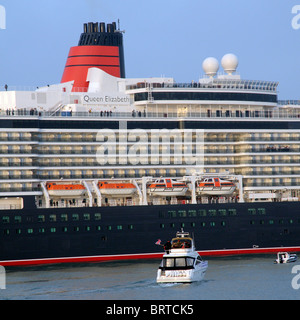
{"left": 0, "top": 54, "right": 299, "bottom": 209}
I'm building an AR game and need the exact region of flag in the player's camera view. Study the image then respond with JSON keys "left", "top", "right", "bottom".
{"left": 155, "top": 239, "right": 162, "bottom": 245}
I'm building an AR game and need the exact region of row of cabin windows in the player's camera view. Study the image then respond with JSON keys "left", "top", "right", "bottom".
{"left": 2, "top": 224, "right": 134, "bottom": 235}
{"left": 160, "top": 222, "right": 227, "bottom": 228}
{"left": 1, "top": 213, "right": 102, "bottom": 224}
{"left": 158, "top": 208, "right": 266, "bottom": 219}
{"left": 160, "top": 218, "right": 298, "bottom": 229}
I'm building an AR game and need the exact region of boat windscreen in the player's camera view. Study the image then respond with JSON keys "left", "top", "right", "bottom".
{"left": 161, "top": 257, "right": 195, "bottom": 268}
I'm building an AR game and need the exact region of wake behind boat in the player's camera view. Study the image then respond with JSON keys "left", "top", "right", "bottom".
{"left": 156, "top": 230, "right": 208, "bottom": 283}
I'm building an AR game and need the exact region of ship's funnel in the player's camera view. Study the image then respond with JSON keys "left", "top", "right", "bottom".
{"left": 61, "top": 22, "right": 126, "bottom": 92}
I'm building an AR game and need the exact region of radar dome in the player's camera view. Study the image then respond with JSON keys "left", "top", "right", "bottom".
{"left": 221, "top": 54, "right": 238, "bottom": 75}
{"left": 202, "top": 57, "right": 219, "bottom": 77}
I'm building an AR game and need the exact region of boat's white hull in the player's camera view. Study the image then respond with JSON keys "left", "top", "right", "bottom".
{"left": 48, "top": 190, "right": 85, "bottom": 197}
{"left": 99, "top": 188, "right": 136, "bottom": 197}
{"left": 157, "top": 261, "right": 208, "bottom": 283}
{"left": 197, "top": 186, "right": 236, "bottom": 196}
{"left": 149, "top": 188, "right": 188, "bottom": 197}
{"left": 275, "top": 255, "right": 297, "bottom": 264}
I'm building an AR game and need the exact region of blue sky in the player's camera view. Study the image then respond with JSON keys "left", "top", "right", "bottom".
{"left": 0, "top": 0, "right": 299, "bottom": 99}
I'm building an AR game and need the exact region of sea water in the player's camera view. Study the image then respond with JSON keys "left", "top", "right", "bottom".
{"left": 0, "top": 256, "right": 299, "bottom": 301}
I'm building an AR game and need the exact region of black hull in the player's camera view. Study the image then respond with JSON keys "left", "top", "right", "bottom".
{"left": 1, "top": 197, "right": 300, "bottom": 266}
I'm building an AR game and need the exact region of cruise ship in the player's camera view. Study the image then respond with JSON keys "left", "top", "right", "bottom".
{"left": 0, "top": 21, "right": 300, "bottom": 266}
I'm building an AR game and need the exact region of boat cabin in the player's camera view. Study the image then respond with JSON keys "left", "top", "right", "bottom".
{"left": 171, "top": 237, "right": 193, "bottom": 249}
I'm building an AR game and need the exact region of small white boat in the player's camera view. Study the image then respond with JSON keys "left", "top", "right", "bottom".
{"left": 46, "top": 182, "right": 86, "bottom": 197}
{"left": 197, "top": 177, "right": 236, "bottom": 195}
{"left": 147, "top": 178, "right": 188, "bottom": 197}
{"left": 274, "top": 252, "right": 298, "bottom": 264}
{"left": 156, "top": 230, "right": 208, "bottom": 283}
{"left": 98, "top": 181, "right": 136, "bottom": 197}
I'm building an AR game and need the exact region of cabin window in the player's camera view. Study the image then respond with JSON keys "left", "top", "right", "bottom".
{"left": 168, "top": 211, "right": 176, "bottom": 218}
{"left": 248, "top": 208, "right": 256, "bottom": 215}
{"left": 94, "top": 213, "right": 102, "bottom": 220}
{"left": 258, "top": 208, "right": 266, "bottom": 215}
{"left": 72, "top": 214, "right": 79, "bottom": 221}
{"left": 117, "top": 225, "right": 123, "bottom": 230}
{"left": 186, "top": 258, "right": 195, "bottom": 267}
{"left": 27, "top": 229, "right": 34, "bottom": 234}
{"left": 176, "top": 258, "right": 186, "bottom": 267}
{"left": 164, "top": 258, "right": 175, "bottom": 268}
{"left": 218, "top": 209, "right": 227, "bottom": 216}
{"left": 188, "top": 210, "right": 197, "bottom": 217}
{"left": 73, "top": 227, "right": 80, "bottom": 232}
{"left": 208, "top": 210, "right": 217, "bottom": 216}
{"left": 96, "top": 226, "right": 101, "bottom": 231}
{"left": 61, "top": 214, "right": 68, "bottom": 222}
{"left": 83, "top": 214, "right": 90, "bottom": 221}
{"left": 2, "top": 216, "right": 9, "bottom": 224}
{"left": 3, "top": 229, "right": 9, "bottom": 235}
{"left": 128, "top": 225, "right": 134, "bottom": 230}
{"left": 221, "top": 221, "right": 226, "bottom": 227}
{"left": 50, "top": 214, "right": 57, "bottom": 222}
{"left": 38, "top": 215, "right": 45, "bottom": 223}
{"left": 16, "top": 229, "right": 21, "bottom": 234}
{"left": 178, "top": 210, "right": 186, "bottom": 217}
{"left": 228, "top": 209, "right": 237, "bottom": 216}
{"left": 50, "top": 228, "right": 56, "bottom": 233}
{"left": 210, "top": 222, "right": 216, "bottom": 227}
{"left": 198, "top": 209, "right": 207, "bottom": 217}
{"left": 14, "top": 216, "right": 22, "bottom": 223}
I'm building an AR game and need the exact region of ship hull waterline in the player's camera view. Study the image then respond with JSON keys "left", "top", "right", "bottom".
{"left": 1, "top": 198, "right": 300, "bottom": 267}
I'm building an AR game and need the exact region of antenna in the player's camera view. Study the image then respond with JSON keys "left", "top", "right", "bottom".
{"left": 117, "top": 18, "right": 126, "bottom": 34}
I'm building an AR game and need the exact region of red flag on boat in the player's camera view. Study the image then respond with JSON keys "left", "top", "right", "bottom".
{"left": 155, "top": 239, "right": 162, "bottom": 245}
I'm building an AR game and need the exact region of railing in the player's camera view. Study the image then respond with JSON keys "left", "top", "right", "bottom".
{"left": 126, "top": 79, "right": 279, "bottom": 92}
{"left": 2, "top": 110, "right": 300, "bottom": 120}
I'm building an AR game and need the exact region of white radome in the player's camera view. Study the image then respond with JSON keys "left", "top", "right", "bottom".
{"left": 202, "top": 57, "right": 219, "bottom": 77}
{"left": 221, "top": 53, "right": 238, "bottom": 75}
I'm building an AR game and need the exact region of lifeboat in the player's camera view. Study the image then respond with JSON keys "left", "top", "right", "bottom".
{"left": 147, "top": 178, "right": 188, "bottom": 197}
{"left": 46, "top": 183, "right": 86, "bottom": 197}
{"left": 197, "top": 177, "right": 236, "bottom": 195}
{"left": 98, "top": 182, "right": 137, "bottom": 197}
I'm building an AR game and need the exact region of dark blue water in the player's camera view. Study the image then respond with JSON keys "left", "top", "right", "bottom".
{"left": 0, "top": 256, "right": 299, "bottom": 300}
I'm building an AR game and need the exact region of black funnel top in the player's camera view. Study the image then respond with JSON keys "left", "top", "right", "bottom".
{"left": 77, "top": 22, "right": 125, "bottom": 78}
{"left": 78, "top": 22, "right": 123, "bottom": 47}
